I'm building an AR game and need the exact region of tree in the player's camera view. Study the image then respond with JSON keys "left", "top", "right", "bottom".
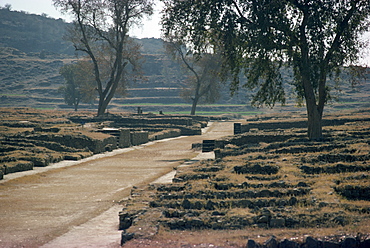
{"left": 53, "top": 0, "right": 153, "bottom": 116}
{"left": 4, "top": 4, "right": 12, "bottom": 10}
{"left": 161, "top": 0, "right": 370, "bottom": 140}
{"left": 59, "top": 60, "right": 96, "bottom": 111}
{"left": 165, "top": 41, "right": 223, "bottom": 115}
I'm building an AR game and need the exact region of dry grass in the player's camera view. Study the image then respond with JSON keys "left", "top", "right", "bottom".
{"left": 121, "top": 109, "right": 370, "bottom": 247}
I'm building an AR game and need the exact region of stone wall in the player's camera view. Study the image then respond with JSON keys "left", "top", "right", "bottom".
{"left": 71, "top": 115, "right": 195, "bottom": 126}
{"left": 246, "top": 236, "right": 370, "bottom": 248}
{"left": 214, "top": 132, "right": 306, "bottom": 159}
{"left": 99, "top": 128, "right": 131, "bottom": 148}
{"left": 119, "top": 129, "right": 131, "bottom": 148}
{"left": 236, "top": 117, "right": 370, "bottom": 134}
{"left": 99, "top": 129, "right": 150, "bottom": 146}
{"left": 27, "top": 133, "right": 117, "bottom": 154}
{"left": 109, "top": 123, "right": 202, "bottom": 136}
{"left": 0, "top": 130, "right": 117, "bottom": 178}
{"left": 237, "top": 120, "right": 307, "bottom": 133}
{"left": 115, "top": 117, "right": 193, "bottom": 126}
{"left": 70, "top": 114, "right": 205, "bottom": 136}
{"left": 130, "top": 131, "right": 149, "bottom": 146}
{"left": 149, "top": 129, "right": 182, "bottom": 141}
{"left": 98, "top": 127, "right": 182, "bottom": 147}
{"left": 1, "top": 113, "right": 205, "bottom": 179}
{"left": 217, "top": 132, "right": 302, "bottom": 147}
{"left": 92, "top": 136, "right": 118, "bottom": 153}
{"left": 2, "top": 161, "right": 33, "bottom": 174}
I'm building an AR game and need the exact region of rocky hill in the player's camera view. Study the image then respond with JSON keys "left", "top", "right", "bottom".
{"left": 0, "top": 8, "right": 74, "bottom": 54}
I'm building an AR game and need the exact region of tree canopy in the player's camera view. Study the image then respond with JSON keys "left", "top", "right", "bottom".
{"left": 161, "top": 0, "right": 370, "bottom": 140}
{"left": 59, "top": 60, "right": 96, "bottom": 111}
{"left": 165, "top": 41, "right": 223, "bottom": 115}
{"left": 54, "top": 0, "right": 153, "bottom": 116}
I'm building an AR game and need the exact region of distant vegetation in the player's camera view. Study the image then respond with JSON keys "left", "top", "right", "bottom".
{"left": 162, "top": 0, "right": 370, "bottom": 139}
{"left": 0, "top": 7, "right": 369, "bottom": 116}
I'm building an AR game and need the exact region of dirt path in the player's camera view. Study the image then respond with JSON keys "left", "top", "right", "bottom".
{"left": 0, "top": 121, "right": 234, "bottom": 248}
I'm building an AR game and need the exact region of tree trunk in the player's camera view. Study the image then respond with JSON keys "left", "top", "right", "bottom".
{"left": 97, "top": 104, "right": 106, "bottom": 116}
{"left": 302, "top": 76, "right": 323, "bottom": 140}
{"left": 97, "top": 98, "right": 109, "bottom": 116}
{"left": 298, "top": 22, "right": 324, "bottom": 141}
{"left": 306, "top": 105, "right": 323, "bottom": 140}
{"left": 299, "top": 63, "right": 324, "bottom": 140}
{"left": 74, "top": 97, "right": 80, "bottom": 112}
{"left": 97, "top": 93, "right": 106, "bottom": 116}
{"left": 97, "top": 80, "right": 119, "bottom": 116}
{"left": 190, "top": 97, "right": 199, "bottom": 115}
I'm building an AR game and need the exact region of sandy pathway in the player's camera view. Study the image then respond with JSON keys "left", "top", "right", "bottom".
{"left": 0, "top": 121, "right": 234, "bottom": 248}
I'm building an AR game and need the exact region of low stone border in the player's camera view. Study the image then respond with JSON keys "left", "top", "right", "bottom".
{"left": 246, "top": 236, "right": 370, "bottom": 248}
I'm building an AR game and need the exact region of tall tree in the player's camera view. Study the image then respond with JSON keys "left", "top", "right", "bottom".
{"left": 161, "top": 0, "right": 370, "bottom": 140}
{"left": 59, "top": 60, "right": 96, "bottom": 111}
{"left": 165, "top": 41, "right": 223, "bottom": 115}
{"left": 54, "top": 0, "right": 153, "bottom": 116}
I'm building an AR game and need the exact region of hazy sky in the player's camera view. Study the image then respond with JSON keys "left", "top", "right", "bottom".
{"left": 0, "top": 0, "right": 163, "bottom": 38}
{"left": 0, "top": 0, "right": 369, "bottom": 65}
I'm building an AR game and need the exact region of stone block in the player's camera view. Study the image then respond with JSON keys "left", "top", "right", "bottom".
{"left": 119, "top": 212, "right": 134, "bottom": 230}
{"left": 120, "top": 231, "right": 134, "bottom": 245}
{"left": 280, "top": 239, "right": 299, "bottom": 248}
{"left": 4, "top": 161, "right": 34, "bottom": 174}
{"left": 264, "top": 236, "right": 278, "bottom": 248}
{"left": 246, "top": 239, "right": 260, "bottom": 248}
{"left": 234, "top": 122, "right": 242, "bottom": 134}
{"left": 150, "top": 129, "right": 181, "bottom": 141}
{"left": 119, "top": 129, "right": 131, "bottom": 148}
{"left": 302, "top": 236, "right": 322, "bottom": 248}
{"left": 30, "top": 154, "right": 51, "bottom": 167}
{"left": 323, "top": 241, "right": 340, "bottom": 248}
{"left": 270, "top": 217, "right": 285, "bottom": 228}
{"left": 360, "top": 239, "right": 370, "bottom": 248}
{"left": 64, "top": 154, "right": 82, "bottom": 161}
{"left": 341, "top": 237, "right": 358, "bottom": 248}
{"left": 257, "top": 215, "right": 269, "bottom": 224}
{"left": 130, "top": 131, "right": 148, "bottom": 146}
{"left": 202, "top": 140, "right": 215, "bottom": 152}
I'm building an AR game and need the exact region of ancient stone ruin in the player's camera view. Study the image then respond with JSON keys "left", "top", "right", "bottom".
{"left": 0, "top": 108, "right": 208, "bottom": 180}
{"left": 118, "top": 110, "right": 370, "bottom": 246}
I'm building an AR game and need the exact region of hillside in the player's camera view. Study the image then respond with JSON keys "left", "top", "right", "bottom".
{"left": 0, "top": 8, "right": 74, "bottom": 54}
{"left": 0, "top": 8, "right": 369, "bottom": 115}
